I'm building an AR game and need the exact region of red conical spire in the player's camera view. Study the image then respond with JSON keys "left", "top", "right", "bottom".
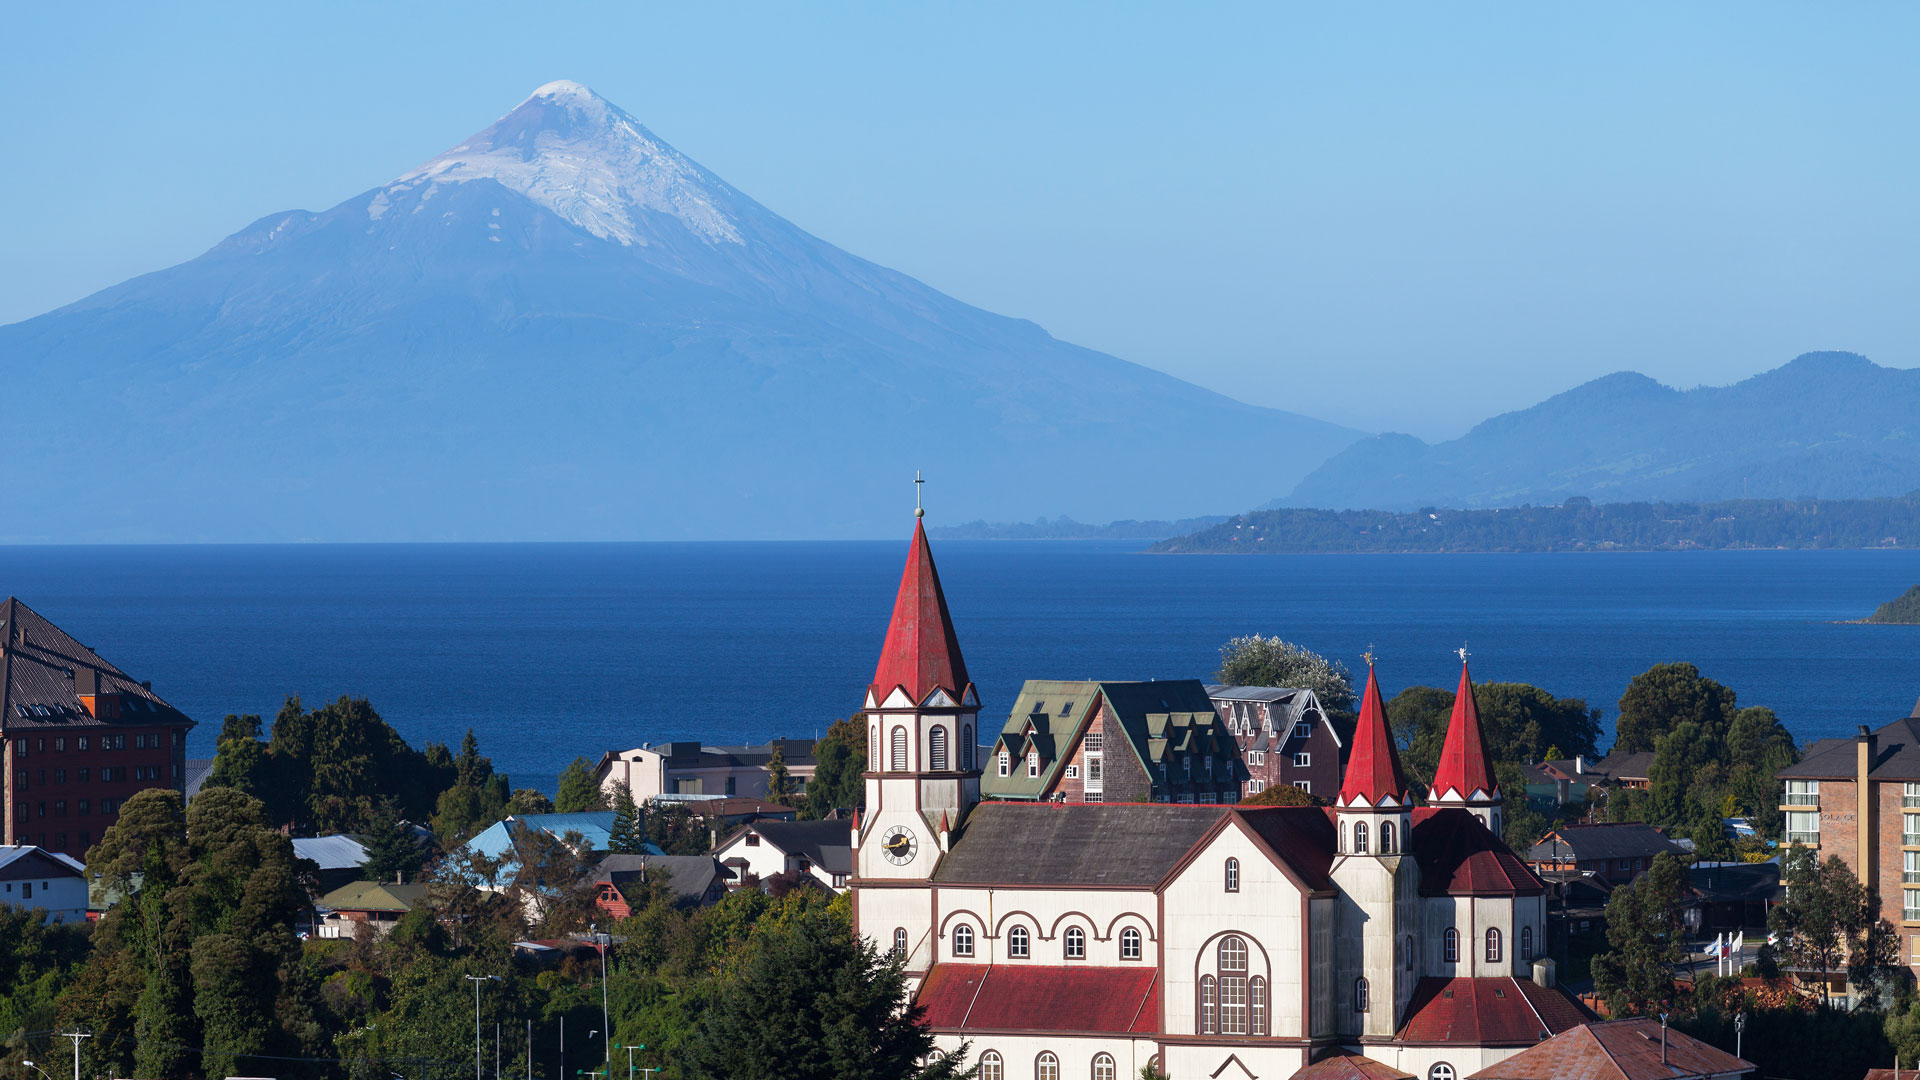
{"left": 1431, "top": 657, "right": 1499, "bottom": 803}
{"left": 871, "top": 520, "right": 972, "bottom": 705}
{"left": 1338, "top": 660, "right": 1409, "bottom": 806}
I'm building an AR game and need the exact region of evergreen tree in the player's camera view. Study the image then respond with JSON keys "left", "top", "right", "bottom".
{"left": 204, "top": 712, "right": 269, "bottom": 797}
{"left": 1613, "top": 662, "right": 1738, "bottom": 753}
{"left": 359, "top": 797, "right": 426, "bottom": 884}
{"left": 1591, "top": 852, "right": 1688, "bottom": 1016}
{"left": 609, "top": 782, "right": 645, "bottom": 854}
{"left": 765, "top": 743, "right": 797, "bottom": 806}
{"left": 555, "top": 755, "right": 605, "bottom": 813}
{"left": 508, "top": 787, "right": 555, "bottom": 815}
{"left": 805, "top": 717, "right": 867, "bottom": 818}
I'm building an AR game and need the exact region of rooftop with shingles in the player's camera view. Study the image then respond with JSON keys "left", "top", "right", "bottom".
{"left": 916, "top": 964, "right": 1158, "bottom": 1034}
{"left": 1467, "top": 1017, "right": 1752, "bottom": 1079}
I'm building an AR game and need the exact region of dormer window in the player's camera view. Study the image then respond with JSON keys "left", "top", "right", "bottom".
{"left": 1027, "top": 751, "right": 1039, "bottom": 778}
{"left": 997, "top": 750, "right": 1011, "bottom": 777}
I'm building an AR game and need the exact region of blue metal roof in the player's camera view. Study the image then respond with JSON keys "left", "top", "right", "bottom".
{"left": 463, "top": 812, "right": 660, "bottom": 861}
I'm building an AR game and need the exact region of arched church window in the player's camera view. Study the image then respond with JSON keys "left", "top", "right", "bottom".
{"left": 891, "top": 727, "right": 908, "bottom": 771}
{"left": 1486, "top": 928, "right": 1502, "bottom": 964}
{"left": 1443, "top": 927, "right": 1459, "bottom": 963}
{"left": 1250, "top": 976, "right": 1268, "bottom": 1035}
{"left": 1092, "top": 1054, "right": 1116, "bottom": 1080}
{"left": 953, "top": 924, "right": 975, "bottom": 957}
{"left": 1522, "top": 925, "right": 1533, "bottom": 960}
{"left": 1219, "top": 936, "right": 1249, "bottom": 1034}
{"left": 980, "top": 1051, "right": 1003, "bottom": 1080}
{"left": 1380, "top": 821, "right": 1396, "bottom": 854}
{"left": 1224, "top": 857, "right": 1240, "bottom": 892}
{"left": 1064, "top": 926, "right": 1086, "bottom": 960}
{"left": 1429, "top": 1065, "right": 1455, "bottom": 1080}
{"left": 1354, "top": 976, "right": 1370, "bottom": 1013}
{"left": 891, "top": 927, "right": 907, "bottom": 957}
{"left": 1008, "top": 925, "right": 1030, "bottom": 959}
{"left": 1199, "top": 975, "right": 1217, "bottom": 1034}
{"left": 962, "top": 726, "right": 973, "bottom": 770}
{"left": 1354, "top": 821, "right": 1369, "bottom": 854}
{"left": 1121, "top": 927, "right": 1142, "bottom": 960}
{"left": 870, "top": 724, "right": 880, "bottom": 766}
{"left": 1036, "top": 1052, "right": 1059, "bottom": 1080}
{"left": 929, "top": 725, "right": 949, "bottom": 771}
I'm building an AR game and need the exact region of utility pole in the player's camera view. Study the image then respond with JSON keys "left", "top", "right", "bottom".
{"left": 591, "top": 922, "right": 611, "bottom": 1069}
{"left": 626, "top": 1044, "right": 636, "bottom": 1080}
{"left": 527, "top": 1017, "right": 532, "bottom": 1080}
{"left": 59, "top": 1031, "right": 90, "bottom": 1080}
{"left": 466, "top": 974, "right": 502, "bottom": 1080}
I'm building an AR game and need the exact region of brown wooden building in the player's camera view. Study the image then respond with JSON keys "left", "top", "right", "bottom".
{"left": 1, "top": 598, "right": 195, "bottom": 860}
{"left": 1208, "top": 684, "right": 1344, "bottom": 800}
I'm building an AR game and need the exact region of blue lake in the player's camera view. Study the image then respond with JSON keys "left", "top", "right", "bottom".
{"left": 0, "top": 541, "right": 1915, "bottom": 793}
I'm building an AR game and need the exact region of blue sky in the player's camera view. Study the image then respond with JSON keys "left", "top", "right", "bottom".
{"left": 3, "top": 2, "right": 1914, "bottom": 438}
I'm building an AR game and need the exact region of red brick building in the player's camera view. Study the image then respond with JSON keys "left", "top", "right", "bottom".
{"left": 1, "top": 598, "right": 195, "bottom": 860}
{"left": 1209, "top": 684, "right": 1345, "bottom": 800}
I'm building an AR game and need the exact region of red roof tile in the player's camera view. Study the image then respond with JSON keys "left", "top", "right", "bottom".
{"left": 1431, "top": 662, "right": 1499, "bottom": 803}
{"left": 1396, "top": 977, "right": 1591, "bottom": 1046}
{"left": 917, "top": 964, "right": 1158, "bottom": 1034}
{"left": 1339, "top": 662, "right": 1410, "bottom": 806}
{"left": 871, "top": 522, "right": 972, "bottom": 706}
{"left": 1288, "top": 1052, "right": 1415, "bottom": 1080}
{"left": 1234, "top": 805, "right": 1337, "bottom": 891}
{"left": 1411, "top": 808, "right": 1545, "bottom": 896}
{"left": 1468, "top": 1017, "right": 1752, "bottom": 1080}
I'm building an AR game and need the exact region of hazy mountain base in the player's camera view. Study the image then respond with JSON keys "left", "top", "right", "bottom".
{"left": 930, "top": 515, "right": 1229, "bottom": 540}
{"left": 1149, "top": 494, "right": 1920, "bottom": 553}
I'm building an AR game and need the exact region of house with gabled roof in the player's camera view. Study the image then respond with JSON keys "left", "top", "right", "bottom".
{"left": 984, "top": 678, "right": 1245, "bottom": 804}
{"left": 1211, "top": 684, "right": 1344, "bottom": 800}
{"left": 848, "top": 514, "right": 1592, "bottom": 1080}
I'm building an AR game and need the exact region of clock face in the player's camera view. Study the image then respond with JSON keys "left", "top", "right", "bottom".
{"left": 881, "top": 826, "right": 919, "bottom": 865}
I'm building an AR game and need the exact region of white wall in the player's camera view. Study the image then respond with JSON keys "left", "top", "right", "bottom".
{"left": 929, "top": 886, "right": 1157, "bottom": 966}
{"left": 1160, "top": 823, "right": 1309, "bottom": 1040}
{"left": 932, "top": 1034, "right": 1159, "bottom": 1080}
{"left": 0, "top": 874, "right": 87, "bottom": 924}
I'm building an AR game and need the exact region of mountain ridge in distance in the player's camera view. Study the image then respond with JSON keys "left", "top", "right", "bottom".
{"left": 1282, "top": 351, "right": 1920, "bottom": 511}
{"left": 0, "top": 80, "right": 1361, "bottom": 542}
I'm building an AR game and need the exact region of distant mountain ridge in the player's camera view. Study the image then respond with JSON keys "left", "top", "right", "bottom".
{"left": 1285, "top": 352, "right": 1920, "bottom": 511}
{"left": 0, "top": 81, "right": 1360, "bottom": 542}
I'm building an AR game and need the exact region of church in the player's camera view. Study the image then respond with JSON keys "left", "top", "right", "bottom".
{"left": 850, "top": 519, "right": 1591, "bottom": 1080}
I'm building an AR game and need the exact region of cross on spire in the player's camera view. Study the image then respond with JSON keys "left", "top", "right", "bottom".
{"left": 1456, "top": 643, "right": 1470, "bottom": 663}
{"left": 1362, "top": 645, "right": 1376, "bottom": 667}
{"left": 915, "top": 470, "right": 924, "bottom": 518}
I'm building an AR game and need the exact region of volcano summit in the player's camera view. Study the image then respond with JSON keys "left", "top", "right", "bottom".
{"left": 0, "top": 82, "right": 1357, "bottom": 541}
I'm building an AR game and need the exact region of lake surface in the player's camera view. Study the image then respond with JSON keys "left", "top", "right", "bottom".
{"left": 0, "top": 541, "right": 1915, "bottom": 794}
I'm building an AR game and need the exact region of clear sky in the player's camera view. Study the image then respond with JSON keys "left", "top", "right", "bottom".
{"left": 3, "top": 3, "right": 1914, "bottom": 438}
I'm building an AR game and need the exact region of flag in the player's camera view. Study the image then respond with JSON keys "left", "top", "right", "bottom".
{"left": 1733, "top": 930, "right": 1744, "bottom": 954}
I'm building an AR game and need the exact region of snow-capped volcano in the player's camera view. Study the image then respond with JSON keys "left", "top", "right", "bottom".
{"left": 0, "top": 82, "right": 1360, "bottom": 542}
{"left": 387, "top": 80, "right": 743, "bottom": 246}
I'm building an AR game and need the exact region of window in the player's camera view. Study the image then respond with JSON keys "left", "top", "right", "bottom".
{"left": 76, "top": 737, "right": 87, "bottom": 751}
{"left": 962, "top": 727, "right": 974, "bottom": 770}
{"left": 1380, "top": 821, "right": 1396, "bottom": 854}
{"left": 53, "top": 738, "right": 64, "bottom": 752}
{"left": 892, "top": 928, "right": 908, "bottom": 958}
{"left": 1199, "top": 975, "right": 1217, "bottom": 1034}
{"left": 1249, "top": 975, "right": 1268, "bottom": 1034}
{"left": 1905, "top": 813, "right": 1920, "bottom": 847}
{"left": 1294, "top": 752, "right": 1311, "bottom": 767}
{"left": 101, "top": 798, "right": 114, "bottom": 814}
{"left": 53, "top": 801, "right": 65, "bottom": 817}
{"left": 1036, "top": 1053, "right": 1059, "bottom": 1080}
{"left": 1008, "top": 926, "right": 1030, "bottom": 959}
{"left": 1784, "top": 779, "right": 1819, "bottom": 807}
{"left": 980, "top": 1052, "right": 1003, "bottom": 1080}
{"left": 1354, "top": 977, "right": 1369, "bottom": 1013}
{"left": 1617, "top": 859, "right": 1633, "bottom": 871}
{"left": 1354, "top": 821, "right": 1369, "bottom": 854}
{"left": 1521, "top": 926, "right": 1533, "bottom": 960}
{"left": 1908, "top": 782, "right": 1920, "bottom": 809}
{"left": 76, "top": 768, "right": 87, "bottom": 783}
{"left": 1064, "top": 927, "right": 1085, "bottom": 960}
{"left": 1429, "top": 1065, "right": 1456, "bottom": 1080}
{"left": 1084, "top": 730, "right": 1102, "bottom": 751}
{"left": 1204, "top": 755, "right": 1214, "bottom": 776}
{"left": 1062, "top": 701, "right": 1077, "bottom": 717}
{"left": 1295, "top": 781, "right": 1310, "bottom": 794}
{"left": 1405, "top": 934, "right": 1415, "bottom": 970}
{"left": 1906, "top": 851, "right": 1920, "bottom": 885}
{"left": 53, "top": 770, "right": 65, "bottom": 785}
{"left": 870, "top": 725, "right": 880, "bottom": 765}
{"left": 77, "top": 800, "right": 89, "bottom": 816}
{"left": 929, "top": 726, "right": 949, "bottom": 771}
{"left": 1907, "top": 889, "right": 1920, "bottom": 923}
{"left": 1121, "top": 927, "right": 1142, "bottom": 961}
{"left": 998, "top": 750, "right": 1011, "bottom": 777}
{"left": 891, "top": 727, "right": 908, "bottom": 772}
{"left": 1219, "top": 936, "right": 1249, "bottom": 1034}
{"left": 1485, "top": 928, "right": 1503, "bottom": 964}
{"left": 1093, "top": 1054, "right": 1116, "bottom": 1080}
{"left": 1065, "top": 765, "right": 1080, "bottom": 779}
{"left": 954, "top": 924, "right": 975, "bottom": 957}
{"left": 1786, "top": 810, "right": 1820, "bottom": 846}
{"left": 1027, "top": 751, "right": 1039, "bottom": 778}
{"left": 1443, "top": 927, "right": 1459, "bottom": 963}
{"left": 1293, "top": 721, "right": 1311, "bottom": 739}
{"left": 20, "top": 883, "right": 29, "bottom": 899}
{"left": 1225, "top": 857, "right": 1240, "bottom": 892}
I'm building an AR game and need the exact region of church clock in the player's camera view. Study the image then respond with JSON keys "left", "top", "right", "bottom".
{"left": 881, "top": 825, "right": 920, "bottom": 865}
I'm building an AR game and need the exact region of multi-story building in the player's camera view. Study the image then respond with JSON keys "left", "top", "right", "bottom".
{"left": 1526, "top": 823, "right": 1686, "bottom": 887}
{"left": 1, "top": 598, "right": 195, "bottom": 860}
{"left": 1210, "top": 684, "right": 1344, "bottom": 799}
{"left": 983, "top": 679, "right": 1244, "bottom": 804}
{"left": 851, "top": 518, "right": 1589, "bottom": 1080}
{"left": 1775, "top": 702, "right": 1920, "bottom": 971}
{"left": 593, "top": 738, "right": 816, "bottom": 801}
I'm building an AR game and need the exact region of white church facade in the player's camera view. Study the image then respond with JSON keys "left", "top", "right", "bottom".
{"left": 851, "top": 519, "right": 1590, "bottom": 1080}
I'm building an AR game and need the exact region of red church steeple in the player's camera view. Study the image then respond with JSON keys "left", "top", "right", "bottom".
{"left": 1430, "top": 652, "right": 1499, "bottom": 804}
{"left": 870, "top": 519, "right": 972, "bottom": 706}
{"left": 1338, "top": 658, "right": 1409, "bottom": 807}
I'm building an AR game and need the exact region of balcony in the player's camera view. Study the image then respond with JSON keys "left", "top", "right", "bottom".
{"left": 1783, "top": 793, "right": 1819, "bottom": 807}
{"left": 1786, "top": 831, "right": 1821, "bottom": 846}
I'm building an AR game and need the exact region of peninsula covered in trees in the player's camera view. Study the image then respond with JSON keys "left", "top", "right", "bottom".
{"left": 1148, "top": 493, "right": 1920, "bottom": 553}
{"left": 1865, "top": 585, "right": 1920, "bottom": 624}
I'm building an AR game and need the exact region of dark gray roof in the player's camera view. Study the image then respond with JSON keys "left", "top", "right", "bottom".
{"left": 1777, "top": 716, "right": 1920, "bottom": 781}
{"left": 596, "top": 853, "right": 725, "bottom": 905}
{"left": 0, "top": 597, "right": 192, "bottom": 732}
{"left": 935, "top": 802, "right": 1223, "bottom": 887}
{"left": 1687, "top": 860, "right": 1782, "bottom": 904}
{"left": 1584, "top": 750, "right": 1655, "bottom": 781}
{"left": 184, "top": 758, "right": 216, "bottom": 799}
{"left": 1529, "top": 823, "right": 1683, "bottom": 862}
{"left": 736, "top": 819, "right": 852, "bottom": 875}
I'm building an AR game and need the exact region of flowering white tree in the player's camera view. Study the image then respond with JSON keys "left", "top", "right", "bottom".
{"left": 1214, "top": 635, "right": 1355, "bottom": 715}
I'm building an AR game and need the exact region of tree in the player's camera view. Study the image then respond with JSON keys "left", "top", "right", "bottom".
{"left": 1614, "top": 662, "right": 1738, "bottom": 753}
{"left": 508, "top": 787, "right": 555, "bottom": 815}
{"left": 609, "top": 782, "right": 646, "bottom": 854}
{"left": 1888, "top": 995, "right": 1920, "bottom": 1065}
{"left": 203, "top": 712, "right": 269, "bottom": 797}
{"left": 645, "top": 799, "right": 711, "bottom": 855}
{"left": 556, "top": 755, "right": 605, "bottom": 813}
{"left": 766, "top": 743, "right": 798, "bottom": 806}
{"left": 1387, "top": 682, "right": 1600, "bottom": 788}
{"left": 680, "top": 895, "right": 975, "bottom": 1080}
{"left": 805, "top": 716, "right": 867, "bottom": 818}
{"left": 359, "top": 797, "right": 427, "bottom": 884}
{"left": 1770, "top": 847, "right": 1878, "bottom": 1005}
{"left": 508, "top": 828, "right": 600, "bottom": 937}
{"left": 1592, "top": 852, "right": 1688, "bottom": 1016}
{"left": 1240, "top": 784, "right": 1320, "bottom": 807}
{"left": 1215, "top": 636, "right": 1356, "bottom": 719}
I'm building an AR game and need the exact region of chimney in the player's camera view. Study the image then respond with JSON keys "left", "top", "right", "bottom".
{"left": 1531, "top": 956, "right": 1556, "bottom": 989}
{"left": 75, "top": 668, "right": 100, "bottom": 717}
{"left": 1861, "top": 725, "right": 1878, "bottom": 887}
{"left": 1574, "top": 754, "right": 1584, "bottom": 775}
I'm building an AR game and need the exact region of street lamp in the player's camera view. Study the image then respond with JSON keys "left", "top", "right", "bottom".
{"left": 1734, "top": 1010, "right": 1747, "bottom": 1060}
{"left": 590, "top": 922, "right": 611, "bottom": 1068}
{"left": 465, "top": 974, "right": 503, "bottom": 1080}
{"left": 22, "top": 1062, "right": 54, "bottom": 1080}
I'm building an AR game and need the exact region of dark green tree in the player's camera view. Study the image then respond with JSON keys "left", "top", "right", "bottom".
{"left": 359, "top": 797, "right": 427, "bottom": 884}
{"left": 1387, "top": 681, "right": 1600, "bottom": 789}
{"left": 1613, "top": 662, "right": 1738, "bottom": 753}
{"left": 1591, "top": 852, "right": 1688, "bottom": 1016}
{"left": 507, "top": 787, "right": 555, "bottom": 814}
{"left": 609, "top": 781, "right": 645, "bottom": 854}
{"left": 681, "top": 897, "right": 975, "bottom": 1080}
{"left": 1770, "top": 847, "right": 1872, "bottom": 1005}
{"left": 766, "top": 743, "right": 798, "bottom": 806}
{"left": 203, "top": 712, "right": 269, "bottom": 797}
{"left": 805, "top": 716, "right": 867, "bottom": 818}
{"left": 644, "top": 799, "right": 711, "bottom": 856}
{"left": 555, "top": 755, "right": 605, "bottom": 813}
{"left": 1239, "top": 784, "right": 1320, "bottom": 807}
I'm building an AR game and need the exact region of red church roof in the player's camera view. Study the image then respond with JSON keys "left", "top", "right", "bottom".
{"left": 871, "top": 521, "right": 972, "bottom": 706}
{"left": 1338, "top": 662, "right": 1410, "bottom": 807}
{"left": 1431, "top": 661, "right": 1499, "bottom": 803}
{"left": 1395, "top": 976, "right": 1591, "bottom": 1046}
{"left": 1410, "top": 808, "right": 1545, "bottom": 896}
{"left": 917, "top": 964, "right": 1159, "bottom": 1034}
